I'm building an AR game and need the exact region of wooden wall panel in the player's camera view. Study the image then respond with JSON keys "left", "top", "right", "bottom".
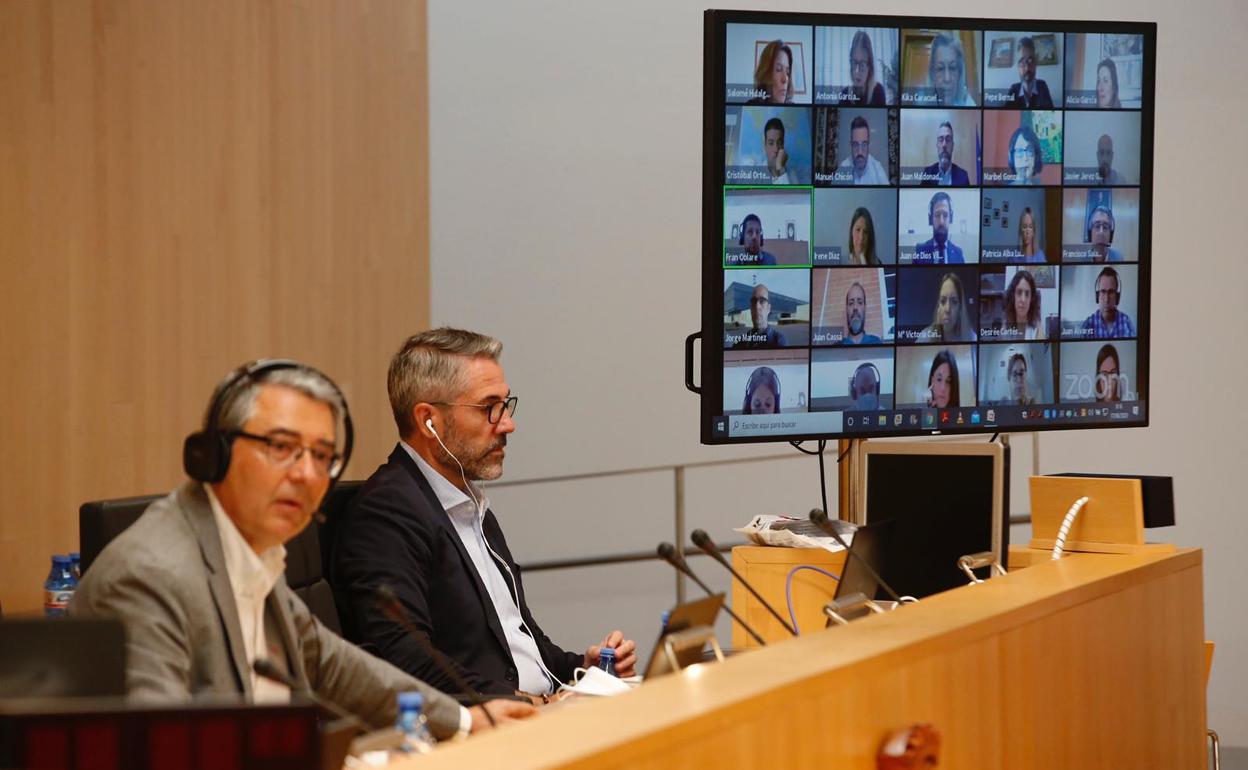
{"left": 0, "top": 0, "right": 429, "bottom": 613}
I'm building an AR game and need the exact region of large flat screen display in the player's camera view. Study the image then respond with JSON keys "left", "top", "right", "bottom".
{"left": 700, "top": 11, "right": 1154, "bottom": 444}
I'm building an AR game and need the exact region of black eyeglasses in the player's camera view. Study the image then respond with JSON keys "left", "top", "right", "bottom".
{"left": 430, "top": 396, "right": 518, "bottom": 425}
{"left": 232, "top": 431, "right": 344, "bottom": 477}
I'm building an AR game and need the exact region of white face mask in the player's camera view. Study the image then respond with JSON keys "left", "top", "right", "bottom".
{"left": 854, "top": 393, "right": 879, "bottom": 411}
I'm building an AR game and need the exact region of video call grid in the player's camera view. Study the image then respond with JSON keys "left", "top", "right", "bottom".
{"left": 716, "top": 23, "right": 1146, "bottom": 423}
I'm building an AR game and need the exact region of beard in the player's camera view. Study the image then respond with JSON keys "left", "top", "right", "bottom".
{"left": 848, "top": 313, "right": 864, "bottom": 335}
{"left": 437, "top": 419, "right": 507, "bottom": 482}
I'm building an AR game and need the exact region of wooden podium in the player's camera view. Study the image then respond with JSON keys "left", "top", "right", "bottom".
{"left": 730, "top": 545, "right": 846, "bottom": 647}
{"left": 398, "top": 548, "right": 1206, "bottom": 769}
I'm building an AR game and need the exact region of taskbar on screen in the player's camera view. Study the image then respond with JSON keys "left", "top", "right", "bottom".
{"left": 712, "top": 402, "right": 1145, "bottom": 440}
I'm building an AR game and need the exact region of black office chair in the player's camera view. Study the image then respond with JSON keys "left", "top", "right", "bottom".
{"left": 78, "top": 481, "right": 364, "bottom": 635}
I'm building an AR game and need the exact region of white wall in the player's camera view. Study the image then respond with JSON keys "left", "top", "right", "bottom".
{"left": 429, "top": 0, "right": 1248, "bottom": 744}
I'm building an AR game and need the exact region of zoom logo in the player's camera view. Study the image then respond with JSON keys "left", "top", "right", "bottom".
{"left": 1063, "top": 373, "right": 1131, "bottom": 402}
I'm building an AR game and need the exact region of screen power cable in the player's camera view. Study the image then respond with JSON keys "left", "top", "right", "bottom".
{"left": 789, "top": 439, "right": 850, "bottom": 517}
{"left": 425, "top": 418, "right": 569, "bottom": 693}
{"left": 1051, "top": 496, "right": 1090, "bottom": 560}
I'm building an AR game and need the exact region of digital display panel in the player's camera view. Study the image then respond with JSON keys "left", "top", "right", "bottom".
{"left": 701, "top": 12, "right": 1154, "bottom": 443}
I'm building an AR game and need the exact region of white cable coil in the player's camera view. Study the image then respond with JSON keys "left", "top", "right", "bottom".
{"left": 1051, "top": 496, "right": 1091, "bottom": 560}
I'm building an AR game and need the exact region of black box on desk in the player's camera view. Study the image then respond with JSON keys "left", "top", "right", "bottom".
{"left": 1050, "top": 473, "right": 1175, "bottom": 529}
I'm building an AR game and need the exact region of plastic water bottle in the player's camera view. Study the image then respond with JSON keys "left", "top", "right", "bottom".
{"left": 598, "top": 646, "right": 617, "bottom": 677}
{"left": 395, "top": 691, "right": 435, "bottom": 754}
{"left": 44, "top": 555, "right": 77, "bottom": 616}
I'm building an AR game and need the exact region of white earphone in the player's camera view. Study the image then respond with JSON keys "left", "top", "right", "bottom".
{"left": 424, "top": 415, "right": 565, "bottom": 690}
{"left": 426, "top": 417, "right": 481, "bottom": 513}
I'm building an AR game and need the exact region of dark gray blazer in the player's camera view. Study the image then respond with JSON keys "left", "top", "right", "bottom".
{"left": 69, "top": 482, "right": 463, "bottom": 738}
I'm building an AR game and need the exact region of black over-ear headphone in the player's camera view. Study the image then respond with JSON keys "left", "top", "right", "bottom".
{"left": 848, "top": 362, "right": 882, "bottom": 400}
{"left": 1093, "top": 267, "right": 1121, "bottom": 304}
{"left": 183, "top": 359, "right": 354, "bottom": 485}
{"left": 738, "top": 214, "right": 763, "bottom": 246}
{"left": 928, "top": 193, "right": 953, "bottom": 226}
{"left": 1086, "top": 206, "right": 1115, "bottom": 243}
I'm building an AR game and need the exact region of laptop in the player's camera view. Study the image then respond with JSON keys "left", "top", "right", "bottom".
{"left": 0, "top": 618, "right": 126, "bottom": 698}
{"left": 826, "top": 520, "right": 895, "bottom": 622}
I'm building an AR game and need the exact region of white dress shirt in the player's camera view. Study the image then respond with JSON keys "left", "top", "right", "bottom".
{"left": 205, "top": 485, "right": 291, "bottom": 704}
{"left": 401, "top": 442, "right": 555, "bottom": 695}
{"left": 839, "top": 153, "right": 890, "bottom": 185}
{"left": 208, "top": 484, "right": 474, "bottom": 734}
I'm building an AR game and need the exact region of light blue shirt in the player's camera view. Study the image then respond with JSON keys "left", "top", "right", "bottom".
{"left": 400, "top": 442, "right": 554, "bottom": 695}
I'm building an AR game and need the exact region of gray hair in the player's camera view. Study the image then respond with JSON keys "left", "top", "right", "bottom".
{"left": 928, "top": 33, "right": 967, "bottom": 98}
{"left": 388, "top": 327, "right": 503, "bottom": 436}
{"left": 213, "top": 365, "right": 345, "bottom": 440}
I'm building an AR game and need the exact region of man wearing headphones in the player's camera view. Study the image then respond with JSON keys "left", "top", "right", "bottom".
{"left": 70, "top": 361, "right": 533, "bottom": 738}
{"left": 737, "top": 213, "right": 777, "bottom": 266}
{"left": 848, "top": 362, "right": 882, "bottom": 410}
{"left": 1080, "top": 267, "right": 1136, "bottom": 338}
{"left": 913, "top": 192, "right": 965, "bottom": 264}
{"left": 332, "top": 328, "right": 636, "bottom": 704}
{"left": 1086, "top": 205, "right": 1124, "bottom": 262}
{"left": 837, "top": 282, "right": 883, "bottom": 345}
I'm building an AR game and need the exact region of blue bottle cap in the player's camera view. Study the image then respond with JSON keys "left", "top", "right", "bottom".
{"left": 70, "top": 552, "right": 81, "bottom": 560}
{"left": 397, "top": 691, "right": 424, "bottom": 711}
{"left": 52, "top": 555, "right": 71, "bottom": 565}
{"left": 600, "top": 646, "right": 615, "bottom": 660}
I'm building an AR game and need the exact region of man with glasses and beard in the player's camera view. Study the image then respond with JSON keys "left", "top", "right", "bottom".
{"left": 332, "top": 328, "right": 636, "bottom": 705}
{"left": 837, "top": 282, "right": 883, "bottom": 345}
{"left": 837, "top": 116, "right": 889, "bottom": 185}
{"left": 71, "top": 361, "right": 533, "bottom": 737}
{"left": 1004, "top": 37, "right": 1054, "bottom": 109}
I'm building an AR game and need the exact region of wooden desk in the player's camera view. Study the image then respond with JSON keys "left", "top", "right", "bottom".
{"left": 400, "top": 549, "right": 1205, "bottom": 769}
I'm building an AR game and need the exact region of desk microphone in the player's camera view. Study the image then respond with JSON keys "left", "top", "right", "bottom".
{"left": 808, "top": 509, "right": 903, "bottom": 604}
{"left": 255, "top": 659, "right": 410, "bottom": 759}
{"left": 375, "top": 585, "right": 497, "bottom": 727}
{"left": 656, "top": 542, "right": 767, "bottom": 647}
{"left": 253, "top": 658, "right": 370, "bottom": 734}
{"left": 690, "top": 529, "right": 796, "bottom": 637}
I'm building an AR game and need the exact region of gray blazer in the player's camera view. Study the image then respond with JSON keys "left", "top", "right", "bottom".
{"left": 69, "top": 482, "right": 463, "bottom": 739}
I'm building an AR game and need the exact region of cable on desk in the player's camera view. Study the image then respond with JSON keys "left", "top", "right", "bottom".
{"left": 785, "top": 564, "right": 840, "bottom": 635}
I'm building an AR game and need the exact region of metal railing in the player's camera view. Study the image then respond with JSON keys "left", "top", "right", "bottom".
{"left": 493, "top": 438, "right": 1037, "bottom": 603}
{"left": 497, "top": 451, "right": 798, "bottom": 603}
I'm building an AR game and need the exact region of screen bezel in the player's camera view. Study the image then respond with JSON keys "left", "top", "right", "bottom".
{"left": 701, "top": 10, "right": 1156, "bottom": 445}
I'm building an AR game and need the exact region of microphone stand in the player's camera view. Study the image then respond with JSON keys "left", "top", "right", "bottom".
{"left": 657, "top": 542, "right": 767, "bottom": 647}
{"left": 808, "top": 509, "right": 903, "bottom": 604}
{"left": 690, "top": 529, "right": 796, "bottom": 637}
{"left": 375, "top": 585, "right": 497, "bottom": 727}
